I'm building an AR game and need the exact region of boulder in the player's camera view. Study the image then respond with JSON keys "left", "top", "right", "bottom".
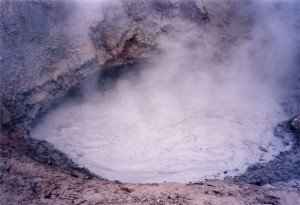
{"left": 291, "top": 116, "right": 300, "bottom": 132}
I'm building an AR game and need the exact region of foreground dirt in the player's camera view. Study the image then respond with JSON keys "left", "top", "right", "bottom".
{"left": 1, "top": 133, "right": 299, "bottom": 205}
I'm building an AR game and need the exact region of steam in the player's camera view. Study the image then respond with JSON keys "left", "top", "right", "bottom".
{"left": 31, "top": 1, "right": 300, "bottom": 183}
{"left": 64, "top": 0, "right": 122, "bottom": 36}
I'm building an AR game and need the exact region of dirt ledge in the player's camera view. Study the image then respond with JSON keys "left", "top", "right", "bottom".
{"left": 1, "top": 132, "right": 300, "bottom": 205}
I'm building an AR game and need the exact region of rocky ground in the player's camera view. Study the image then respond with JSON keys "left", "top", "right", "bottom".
{"left": 231, "top": 119, "right": 300, "bottom": 189}
{"left": 1, "top": 132, "right": 300, "bottom": 205}
{"left": 1, "top": 0, "right": 300, "bottom": 204}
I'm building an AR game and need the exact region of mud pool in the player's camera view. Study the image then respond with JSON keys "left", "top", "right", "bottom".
{"left": 31, "top": 57, "right": 289, "bottom": 183}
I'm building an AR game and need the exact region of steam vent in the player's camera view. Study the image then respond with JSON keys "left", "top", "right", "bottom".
{"left": 1, "top": 0, "right": 300, "bottom": 204}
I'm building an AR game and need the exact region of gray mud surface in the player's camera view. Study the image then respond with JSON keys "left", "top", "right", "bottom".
{"left": 1, "top": 0, "right": 300, "bottom": 204}
{"left": 1, "top": 132, "right": 300, "bottom": 205}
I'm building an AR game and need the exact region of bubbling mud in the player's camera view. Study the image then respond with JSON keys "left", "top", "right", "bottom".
{"left": 31, "top": 52, "right": 288, "bottom": 183}
{"left": 31, "top": 0, "right": 300, "bottom": 182}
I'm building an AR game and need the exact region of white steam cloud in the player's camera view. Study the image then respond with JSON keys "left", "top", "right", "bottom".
{"left": 31, "top": 1, "right": 300, "bottom": 183}
{"left": 64, "top": 0, "right": 122, "bottom": 36}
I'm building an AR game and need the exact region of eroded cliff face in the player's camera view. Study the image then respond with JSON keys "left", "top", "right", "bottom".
{"left": 0, "top": 1, "right": 99, "bottom": 133}
{"left": 90, "top": 0, "right": 253, "bottom": 66}
{"left": 0, "top": 0, "right": 254, "bottom": 134}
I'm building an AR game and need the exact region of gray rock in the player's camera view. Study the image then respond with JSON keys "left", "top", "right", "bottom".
{"left": 292, "top": 116, "right": 300, "bottom": 132}
{"left": 230, "top": 120, "right": 300, "bottom": 189}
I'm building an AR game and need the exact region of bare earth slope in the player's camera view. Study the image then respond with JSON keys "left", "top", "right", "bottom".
{"left": 1, "top": 132, "right": 300, "bottom": 205}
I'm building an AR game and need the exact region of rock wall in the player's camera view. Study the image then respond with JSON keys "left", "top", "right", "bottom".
{"left": 0, "top": 1, "right": 99, "bottom": 133}
{"left": 0, "top": 0, "right": 252, "bottom": 134}
{"left": 91, "top": 0, "right": 251, "bottom": 66}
